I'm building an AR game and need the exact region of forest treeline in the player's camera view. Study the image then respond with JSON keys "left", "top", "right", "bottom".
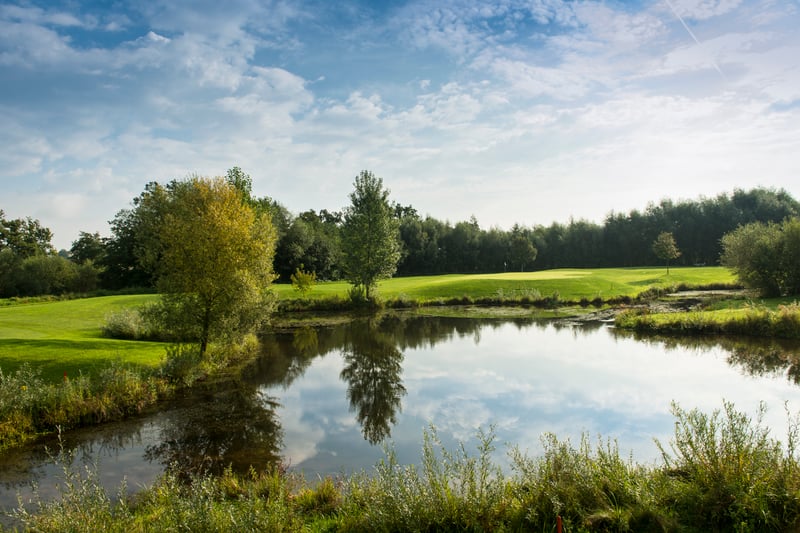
{"left": 1, "top": 180, "right": 799, "bottom": 297}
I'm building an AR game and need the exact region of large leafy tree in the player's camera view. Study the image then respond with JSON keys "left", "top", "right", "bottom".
{"left": 720, "top": 218, "right": 800, "bottom": 297}
{"left": 0, "top": 210, "right": 54, "bottom": 258}
{"left": 145, "top": 176, "right": 277, "bottom": 356}
{"left": 341, "top": 171, "right": 401, "bottom": 300}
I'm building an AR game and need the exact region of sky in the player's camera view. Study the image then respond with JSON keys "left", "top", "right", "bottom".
{"left": 1, "top": 0, "right": 799, "bottom": 250}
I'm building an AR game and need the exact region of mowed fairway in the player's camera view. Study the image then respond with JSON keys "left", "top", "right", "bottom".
{"left": 0, "top": 294, "right": 165, "bottom": 382}
{"left": 1, "top": 267, "right": 735, "bottom": 382}
{"left": 273, "top": 266, "right": 736, "bottom": 302}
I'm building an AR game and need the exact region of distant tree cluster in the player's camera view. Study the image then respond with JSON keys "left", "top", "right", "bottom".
{"left": 4, "top": 174, "right": 799, "bottom": 300}
{"left": 0, "top": 211, "right": 101, "bottom": 297}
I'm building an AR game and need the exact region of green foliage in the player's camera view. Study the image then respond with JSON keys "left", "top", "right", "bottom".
{"left": 0, "top": 362, "right": 167, "bottom": 451}
{"left": 11, "top": 403, "right": 800, "bottom": 531}
{"left": 0, "top": 210, "right": 54, "bottom": 258}
{"left": 652, "top": 231, "right": 681, "bottom": 274}
{"left": 11, "top": 438, "right": 127, "bottom": 532}
{"left": 657, "top": 401, "right": 800, "bottom": 531}
{"left": 101, "top": 308, "right": 150, "bottom": 340}
{"left": 507, "top": 224, "right": 537, "bottom": 272}
{"left": 721, "top": 217, "right": 800, "bottom": 297}
{"left": 0, "top": 252, "right": 103, "bottom": 297}
{"left": 617, "top": 302, "right": 800, "bottom": 339}
{"left": 69, "top": 232, "right": 106, "bottom": 265}
{"left": 142, "top": 176, "right": 278, "bottom": 356}
{"left": 160, "top": 343, "right": 203, "bottom": 386}
{"left": 341, "top": 170, "right": 401, "bottom": 300}
{"left": 510, "top": 433, "right": 661, "bottom": 531}
{"left": 339, "top": 426, "right": 509, "bottom": 531}
{"left": 290, "top": 265, "right": 317, "bottom": 295}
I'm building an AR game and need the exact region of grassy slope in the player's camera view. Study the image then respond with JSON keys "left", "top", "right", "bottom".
{"left": 0, "top": 294, "right": 164, "bottom": 382}
{"left": 273, "top": 266, "right": 736, "bottom": 302}
{"left": 0, "top": 267, "right": 734, "bottom": 381}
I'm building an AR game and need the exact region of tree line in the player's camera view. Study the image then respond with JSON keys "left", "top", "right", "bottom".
{"left": 2, "top": 169, "right": 799, "bottom": 299}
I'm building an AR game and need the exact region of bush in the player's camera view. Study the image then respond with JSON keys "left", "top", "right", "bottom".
{"left": 656, "top": 401, "right": 800, "bottom": 530}
{"left": 290, "top": 266, "right": 317, "bottom": 295}
{"left": 161, "top": 343, "right": 203, "bottom": 385}
{"left": 10, "top": 404, "right": 800, "bottom": 531}
{"left": 102, "top": 308, "right": 148, "bottom": 340}
{"left": 721, "top": 218, "right": 800, "bottom": 297}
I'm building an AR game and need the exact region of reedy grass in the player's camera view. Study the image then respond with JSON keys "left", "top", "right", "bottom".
{"left": 8, "top": 402, "right": 800, "bottom": 532}
{"left": 0, "top": 362, "right": 169, "bottom": 451}
{"left": 617, "top": 301, "right": 800, "bottom": 339}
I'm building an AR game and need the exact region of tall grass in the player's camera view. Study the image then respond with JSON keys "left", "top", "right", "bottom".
{"left": 9, "top": 402, "right": 800, "bottom": 532}
{"left": 617, "top": 302, "right": 800, "bottom": 339}
{"left": 0, "top": 362, "right": 168, "bottom": 451}
{"left": 656, "top": 401, "right": 800, "bottom": 531}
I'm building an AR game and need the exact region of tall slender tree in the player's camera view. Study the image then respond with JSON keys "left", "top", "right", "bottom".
{"left": 341, "top": 171, "right": 401, "bottom": 300}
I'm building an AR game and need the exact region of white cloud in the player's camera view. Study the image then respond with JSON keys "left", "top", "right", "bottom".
{"left": 668, "top": 0, "right": 744, "bottom": 21}
{"left": 0, "top": 4, "right": 86, "bottom": 27}
{"left": 2, "top": 0, "right": 799, "bottom": 250}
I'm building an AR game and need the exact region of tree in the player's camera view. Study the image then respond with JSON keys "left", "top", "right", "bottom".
{"left": 720, "top": 218, "right": 800, "bottom": 297}
{"left": 652, "top": 231, "right": 681, "bottom": 274}
{"left": 0, "top": 210, "right": 54, "bottom": 258}
{"left": 144, "top": 176, "right": 278, "bottom": 357}
{"left": 69, "top": 231, "right": 106, "bottom": 264}
{"left": 508, "top": 224, "right": 537, "bottom": 272}
{"left": 341, "top": 171, "right": 401, "bottom": 300}
{"left": 101, "top": 182, "right": 171, "bottom": 290}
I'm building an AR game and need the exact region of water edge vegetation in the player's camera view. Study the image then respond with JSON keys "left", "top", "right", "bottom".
{"left": 6, "top": 266, "right": 800, "bottom": 531}
{"left": 7, "top": 401, "right": 800, "bottom": 532}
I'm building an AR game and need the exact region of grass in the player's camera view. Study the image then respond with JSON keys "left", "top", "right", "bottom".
{"left": 0, "top": 268, "right": 737, "bottom": 382}
{"left": 8, "top": 401, "right": 800, "bottom": 532}
{"left": 616, "top": 301, "right": 800, "bottom": 339}
{"left": 0, "top": 295, "right": 164, "bottom": 382}
{"left": 274, "top": 266, "right": 737, "bottom": 304}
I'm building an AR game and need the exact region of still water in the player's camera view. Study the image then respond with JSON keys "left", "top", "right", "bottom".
{"left": 3, "top": 315, "right": 800, "bottom": 518}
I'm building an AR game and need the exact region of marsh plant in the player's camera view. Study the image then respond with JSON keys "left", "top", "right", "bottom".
{"left": 616, "top": 301, "right": 800, "bottom": 339}
{"left": 0, "top": 363, "right": 166, "bottom": 451}
{"left": 7, "top": 402, "right": 800, "bottom": 532}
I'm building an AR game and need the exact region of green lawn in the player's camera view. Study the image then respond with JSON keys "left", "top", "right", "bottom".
{"left": 0, "top": 267, "right": 735, "bottom": 382}
{"left": 273, "top": 266, "right": 736, "bottom": 302}
{"left": 0, "top": 294, "right": 165, "bottom": 382}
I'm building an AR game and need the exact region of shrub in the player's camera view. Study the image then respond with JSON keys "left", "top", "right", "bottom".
{"left": 102, "top": 308, "right": 148, "bottom": 340}
{"left": 290, "top": 266, "right": 317, "bottom": 295}
{"left": 161, "top": 343, "right": 203, "bottom": 386}
{"left": 656, "top": 401, "right": 800, "bottom": 531}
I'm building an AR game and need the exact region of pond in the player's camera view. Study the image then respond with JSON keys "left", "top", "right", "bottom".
{"left": 3, "top": 314, "right": 800, "bottom": 522}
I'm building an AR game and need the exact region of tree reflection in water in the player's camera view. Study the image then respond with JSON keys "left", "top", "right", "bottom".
{"left": 340, "top": 319, "right": 407, "bottom": 444}
{"left": 144, "top": 383, "right": 282, "bottom": 480}
{"left": 612, "top": 329, "right": 800, "bottom": 385}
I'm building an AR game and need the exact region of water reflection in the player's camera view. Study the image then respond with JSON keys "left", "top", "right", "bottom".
{"left": 612, "top": 329, "right": 800, "bottom": 385}
{"left": 340, "top": 319, "right": 406, "bottom": 444}
{"left": 4, "top": 314, "right": 800, "bottom": 521}
{"left": 144, "top": 383, "right": 282, "bottom": 479}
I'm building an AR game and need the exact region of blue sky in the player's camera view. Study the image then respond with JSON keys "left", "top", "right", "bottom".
{"left": 1, "top": 0, "right": 799, "bottom": 249}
